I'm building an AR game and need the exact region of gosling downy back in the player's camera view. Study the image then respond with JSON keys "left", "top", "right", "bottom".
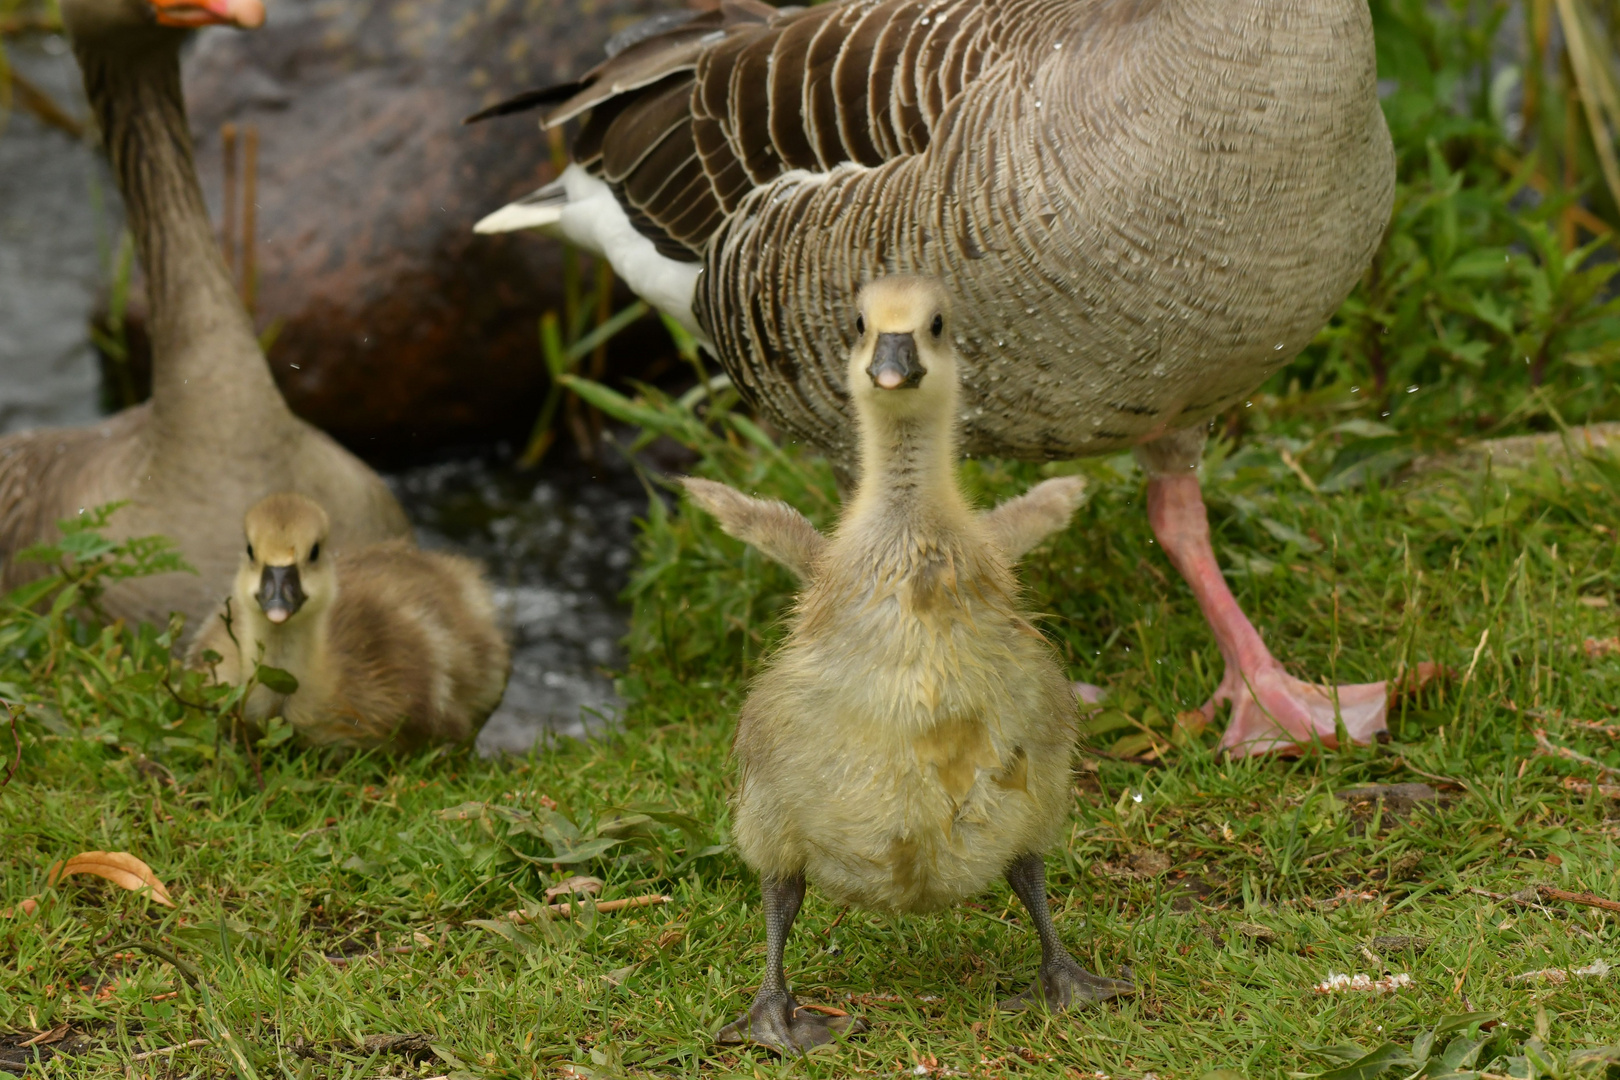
{"left": 190, "top": 493, "right": 509, "bottom": 750}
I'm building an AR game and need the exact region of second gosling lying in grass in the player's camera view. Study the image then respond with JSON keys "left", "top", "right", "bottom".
{"left": 189, "top": 493, "right": 510, "bottom": 750}
{"left": 685, "top": 276, "right": 1130, "bottom": 1054}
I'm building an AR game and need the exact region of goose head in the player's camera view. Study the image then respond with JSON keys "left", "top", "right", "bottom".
{"left": 237, "top": 493, "right": 335, "bottom": 628}
{"left": 61, "top": 0, "right": 263, "bottom": 47}
{"left": 847, "top": 276, "right": 957, "bottom": 424}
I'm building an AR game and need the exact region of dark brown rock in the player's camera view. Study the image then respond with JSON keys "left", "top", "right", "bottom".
{"left": 147, "top": 0, "right": 675, "bottom": 451}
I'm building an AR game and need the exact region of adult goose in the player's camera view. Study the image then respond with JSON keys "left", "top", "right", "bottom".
{"left": 472, "top": 0, "right": 1396, "bottom": 756}
{"left": 0, "top": 0, "right": 409, "bottom": 631}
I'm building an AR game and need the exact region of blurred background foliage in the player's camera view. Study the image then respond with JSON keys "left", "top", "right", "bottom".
{"left": 1270, "top": 0, "right": 1620, "bottom": 437}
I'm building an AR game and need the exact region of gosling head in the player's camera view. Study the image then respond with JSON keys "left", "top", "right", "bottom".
{"left": 847, "top": 276, "right": 957, "bottom": 422}
{"left": 237, "top": 493, "right": 334, "bottom": 628}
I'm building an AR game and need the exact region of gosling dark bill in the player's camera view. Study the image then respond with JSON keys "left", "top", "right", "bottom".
{"left": 256, "top": 564, "right": 305, "bottom": 624}
{"left": 866, "top": 331, "right": 925, "bottom": 390}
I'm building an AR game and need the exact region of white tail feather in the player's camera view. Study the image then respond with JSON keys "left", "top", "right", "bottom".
{"left": 473, "top": 200, "right": 564, "bottom": 234}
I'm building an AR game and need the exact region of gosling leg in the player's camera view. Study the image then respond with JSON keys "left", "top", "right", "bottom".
{"left": 999, "top": 853, "right": 1134, "bottom": 1012}
{"left": 714, "top": 875, "right": 868, "bottom": 1052}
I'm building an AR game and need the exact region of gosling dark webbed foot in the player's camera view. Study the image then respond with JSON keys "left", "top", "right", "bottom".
{"left": 715, "top": 990, "right": 868, "bottom": 1054}
{"left": 999, "top": 955, "right": 1135, "bottom": 1012}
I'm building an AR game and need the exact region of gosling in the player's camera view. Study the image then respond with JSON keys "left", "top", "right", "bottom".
{"left": 688, "top": 276, "right": 1130, "bottom": 1054}
{"left": 189, "top": 493, "right": 510, "bottom": 750}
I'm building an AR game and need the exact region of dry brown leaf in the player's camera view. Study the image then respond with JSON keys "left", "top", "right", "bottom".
{"left": 1584, "top": 636, "right": 1620, "bottom": 659}
{"left": 2, "top": 896, "right": 38, "bottom": 918}
{"left": 19, "top": 1024, "right": 69, "bottom": 1048}
{"left": 544, "top": 874, "right": 604, "bottom": 900}
{"left": 46, "top": 851, "right": 175, "bottom": 907}
{"left": 1388, "top": 661, "right": 1451, "bottom": 704}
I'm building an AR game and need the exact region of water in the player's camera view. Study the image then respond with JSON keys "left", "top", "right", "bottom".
{"left": 0, "top": 40, "right": 644, "bottom": 753}
{"left": 390, "top": 450, "right": 644, "bottom": 755}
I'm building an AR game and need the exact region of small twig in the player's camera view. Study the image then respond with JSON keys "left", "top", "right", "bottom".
{"left": 507, "top": 893, "right": 671, "bottom": 925}
{"left": 1562, "top": 776, "right": 1620, "bottom": 799}
{"left": 1569, "top": 719, "right": 1620, "bottom": 740}
{"left": 131, "top": 1039, "right": 210, "bottom": 1061}
{"left": 94, "top": 940, "right": 203, "bottom": 988}
{"left": 161, "top": 674, "right": 214, "bottom": 713}
{"left": 322, "top": 945, "right": 414, "bottom": 967}
{"left": 1533, "top": 729, "right": 1620, "bottom": 780}
{"left": 1537, "top": 885, "right": 1620, "bottom": 915}
{"left": 823, "top": 907, "right": 847, "bottom": 936}
{"left": 1390, "top": 755, "right": 1469, "bottom": 791}
{"left": 6, "top": 69, "right": 85, "bottom": 138}
{"left": 1277, "top": 447, "right": 1321, "bottom": 496}
{"left": 290, "top": 825, "right": 333, "bottom": 851}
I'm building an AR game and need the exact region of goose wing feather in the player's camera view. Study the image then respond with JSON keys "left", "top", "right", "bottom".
{"left": 481, "top": 0, "right": 995, "bottom": 259}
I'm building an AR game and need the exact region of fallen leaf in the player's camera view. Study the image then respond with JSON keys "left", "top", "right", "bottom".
{"left": 1387, "top": 661, "right": 1450, "bottom": 703}
{"left": 544, "top": 875, "right": 603, "bottom": 900}
{"left": 2, "top": 896, "right": 38, "bottom": 918}
{"left": 1579, "top": 595, "right": 1611, "bottom": 608}
{"left": 46, "top": 851, "right": 175, "bottom": 907}
{"left": 19, "top": 1024, "right": 69, "bottom": 1047}
{"left": 1584, "top": 636, "right": 1620, "bottom": 659}
{"left": 1508, "top": 959, "right": 1611, "bottom": 985}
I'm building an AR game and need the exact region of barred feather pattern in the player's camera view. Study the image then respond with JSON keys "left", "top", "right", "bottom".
{"left": 521, "top": 0, "right": 1393, "bottom": 463}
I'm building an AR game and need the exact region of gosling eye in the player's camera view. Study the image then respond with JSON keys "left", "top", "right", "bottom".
{"left": 246, "top": 543, "right": 254, "bottom": 560}
{"left": 855, "top": 315, "right": 865, "bottom": 336}
{"left": 930, "top": 314, "right": 944, "bottom": 337}
{"left": 309, "top": 542, "right": 320, "bottom": 563}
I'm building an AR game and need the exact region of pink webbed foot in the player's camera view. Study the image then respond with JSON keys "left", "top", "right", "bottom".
{"left": 1207, "top": 659, "right": 1388, "bottom": 758}
{"left": 1135, "top": 449, "right": 1391, "bottom": 759}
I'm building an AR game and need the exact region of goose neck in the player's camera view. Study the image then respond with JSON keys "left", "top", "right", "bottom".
{"left": 76, "top": 37, "right": 286, "bottom": 444}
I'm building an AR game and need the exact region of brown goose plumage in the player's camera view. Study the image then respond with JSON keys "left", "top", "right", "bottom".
{"left": 474, "top": 0, "right": 1394, "bottom": 464}
{"left": 0, "top": 0, "right": 409, "bottom": 631}
{"left": 477, "top": 0, "right": 1401, "bottom": 759}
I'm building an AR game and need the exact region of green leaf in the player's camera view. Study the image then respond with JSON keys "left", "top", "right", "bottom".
{"left": 1317, "top": 1042, "right": 1411, "bottom": 1080}
{"left": 253, "top": 665, "right": 299, "bottom": 695}
{"left": 255, "top": 717, "right": 295, "bottom": 749}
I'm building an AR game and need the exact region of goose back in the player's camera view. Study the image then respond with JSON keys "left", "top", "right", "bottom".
{"left": 491, "top": 0, "right": 1393, "bottom": 464}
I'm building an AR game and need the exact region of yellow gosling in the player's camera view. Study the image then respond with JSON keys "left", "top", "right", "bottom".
{"left": 687, "top": 277, "right": 1128, "bottom": 1054}
{"left": 189, "top": 493, "right": 510, "bottom": 750}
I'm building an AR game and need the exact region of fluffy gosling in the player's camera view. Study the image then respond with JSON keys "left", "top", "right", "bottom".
{"left": 686, "top": 276, "right": 1129, "bottom": 1054}
{"left": 189, "top": 492, "right": 510, "bottom": 750}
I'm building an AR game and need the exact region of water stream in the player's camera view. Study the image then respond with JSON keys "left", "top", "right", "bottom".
{"left": 0, "top": 38, "right": 641, "bottom": 754}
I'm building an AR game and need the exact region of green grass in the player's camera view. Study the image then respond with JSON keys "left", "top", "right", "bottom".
{"left": 5, "top": 392, "right": 1620, "bottom": 1079}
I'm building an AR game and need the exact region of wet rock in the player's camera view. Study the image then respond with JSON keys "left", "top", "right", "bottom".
{"left": 139, "top": 0, "right": 671, "bottom": 450}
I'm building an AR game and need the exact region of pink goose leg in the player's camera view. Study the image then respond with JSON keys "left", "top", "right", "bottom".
{"left": 1136, "top": 431, "right": 1388, "bottom": 757}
